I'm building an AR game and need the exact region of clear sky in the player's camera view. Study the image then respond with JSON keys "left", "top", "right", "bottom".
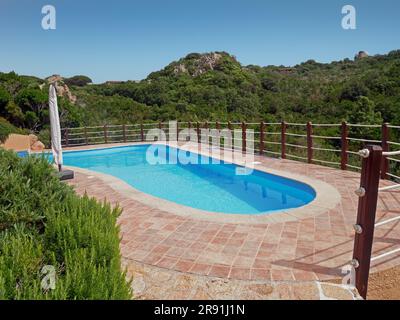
{"left": 0, "top": 0, "right": 399, "bottom": 83}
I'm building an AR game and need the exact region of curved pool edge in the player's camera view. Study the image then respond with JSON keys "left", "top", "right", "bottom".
{"left": 64, "top": 143, "right": 341, "bottom": 224}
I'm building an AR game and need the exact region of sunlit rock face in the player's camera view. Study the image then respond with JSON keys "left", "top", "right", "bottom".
{"left": 29, "top": 134, "right": 45, "bottom": 152}
{"left": 44, "top": 74, "right": 77, "bottom": 104}
{"left": 355, "top": 51, "right": 369, "bottom": 60}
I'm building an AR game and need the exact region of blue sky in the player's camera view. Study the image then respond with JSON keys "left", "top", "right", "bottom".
{"left": 0, "top": 0, "right": 399, "bottom": 83}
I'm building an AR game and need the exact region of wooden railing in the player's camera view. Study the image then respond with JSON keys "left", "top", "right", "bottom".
{"left": 61, "top": 121, "right": 400, "bottom": 181}
{"left": 351, "top": 146, "right": 400, "bottom": 299}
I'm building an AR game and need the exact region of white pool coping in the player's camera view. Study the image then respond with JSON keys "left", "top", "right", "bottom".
{"left": 64, "top": 142, "right": 341, "bottom": 224}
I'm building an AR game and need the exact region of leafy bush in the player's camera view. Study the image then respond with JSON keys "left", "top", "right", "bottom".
{"left": 37, "top": 128, "right": 51, "bottom": 148}
{"left": 64, "top": 76, "right": 92, "bottom": 87}
{"left": 15, "top": 88, "right": 48, "bottom": 112}
{"left": 0, "top": 117, "right": 23, "bottom": 143}
{"left": 0, "top": 86, "right": 11, "bottom": 109}
{"left": 0, "top": 149, "right": 131, "bottom": 299}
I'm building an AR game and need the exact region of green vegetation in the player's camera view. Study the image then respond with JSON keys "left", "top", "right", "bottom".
{"left": 0, "top": 149, "right": 132, "bottom": 299}
{"left": 2, "top": 51, "right": 399, "bottom": 128}
{"left": 1, "top": 50, "right": 400, "bottom": 170}
{"left": 64, "top": 75, "right": 92, "bottom": 87}
{"left": 77, "top": 50, "right": 399, "bottom": 126}
{"left": 0, "top": 50, "right": 399, "bottom": 298}
{"left": 0, "top": 72, "right": 87, "bottom": 142}
{"left": 0, "top": 117, "right": 24, "bottom": 143}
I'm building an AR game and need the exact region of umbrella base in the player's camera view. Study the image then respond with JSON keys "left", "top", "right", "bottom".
{"left": 58, "top": 169, "right": 74, "bottom": 181}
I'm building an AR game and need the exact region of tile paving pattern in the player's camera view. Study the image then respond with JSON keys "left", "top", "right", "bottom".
{"left": 67, "top": 149, "right": 400, "bottom": 282}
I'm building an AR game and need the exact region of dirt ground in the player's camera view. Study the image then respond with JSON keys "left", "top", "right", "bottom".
{"left": 367, "top": 266, "right": 400, "bottom": 300}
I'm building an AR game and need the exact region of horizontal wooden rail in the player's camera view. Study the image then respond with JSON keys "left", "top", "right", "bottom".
{"left": 311, "top": 135, "right": 341, "bottom": 140}
{"left": 61, "top": 121, "right": 400, "bottom": 183}
{"left": 312, "top": 147, "right": 341, "bottom": 153}
{"left": 347, "top": 123, "right": 382, "bottom": 128}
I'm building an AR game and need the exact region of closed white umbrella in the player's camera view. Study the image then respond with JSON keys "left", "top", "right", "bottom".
{"left": 49, "top": 84, "right": 63, "bottom": 171}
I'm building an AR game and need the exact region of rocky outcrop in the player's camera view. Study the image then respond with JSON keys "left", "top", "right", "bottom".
{"left": 45, "top": 75, "right": 77, "bottom": 104}
{"left": 29, "top": 134, "right": 45, "bottom": 152}
{"left": 173, "top": 64, "right": 187, "bottom": 74}
{"left": 173, "top": 52, "right": 231, "bottom": 77}
{"left": 355, "top": 51, "right": 369, "bottom": 60}
{"left": 192, "top": 52, "right": 223, "bottom": 76}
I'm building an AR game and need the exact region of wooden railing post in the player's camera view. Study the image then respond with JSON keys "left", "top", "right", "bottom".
{"left": 204, "top": 121, "right": 209, "bottom": 144}
{"left": 215, "top": 121, "right": 221, "bottom": 146}
{"left": 259, "top": 122, "right": 265, "bottom": 155}
{"left": 140, "top": 123, "right": 144, "bottom": 142}
{"left": 158, "top": 122, "right": 162, "bottom": 141}
{"left": 341, "top": 121, "right": 349, "bottom": 170}
{"left": 228, "top": 121, "right": 233, "bottom": 150}
{"left": 65, "top": 128, "right": 69, "bottom": 147}
{"left": 122, "top": 124, "right": 127, "bottom": 143}
{"left": 187, "top": 121, "right": 192, "bottom": 142}
{"left": 381, "top": 123, "right": 389, "bottom": 179}
{"left": 281, "top": 121, "right": 286, "bottom": 159}
{"left": 242, "top": 121, "right": 247, "bottom": 153}
{"left": 352, "top": 145, "right": 382, "bottom": 299}
{"left": 104, "top": 125, "right": 108, "bottom": 144}
{"left": 176, "top": 121, "right": 179, "bottom": 142}
{"left": 196, "top": 121, "right": 200, "bottom": 144}
{"left": 307, "top": 122, "right": 313, "bottom": 164}
{"left": 84, "top": 127, "right": 88, "bottom": 145}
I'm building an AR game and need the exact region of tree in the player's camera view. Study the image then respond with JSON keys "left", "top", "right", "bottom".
{"left": 5, "top": 101, "right": 25, "bottom": 125}
{"left": 340, "top": 82, "right": 369, "bottom": 101}
{"left": 64, "top": 75, "right": 93, "bottom": 87}
{"left": 349, "top": 97, "right": 382, "bottom": 123}
{"left": 348, "top": 97, "right": 383, "bottom": 139}
{"left": 261, "top": 77, "right": 278, "bottom": 92}
{"left": 0, "top": 117, "right": 20, "bottom": 143}
{"left": 0, "top": 87, "right": 11, "bottom": 113}
{"left": 15, "top": 88, "right": 47, "bottom": 112}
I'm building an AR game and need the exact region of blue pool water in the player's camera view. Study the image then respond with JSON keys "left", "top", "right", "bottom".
{"left": 48, "top": 145, "right": 316, "bottom": 214}
{"left": 17, "top": 151, "right": 29, "bottom": 157}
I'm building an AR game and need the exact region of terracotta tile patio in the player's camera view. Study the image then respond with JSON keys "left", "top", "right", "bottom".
{"left": 66, "top": 143, "right": 400, "bottom": 282}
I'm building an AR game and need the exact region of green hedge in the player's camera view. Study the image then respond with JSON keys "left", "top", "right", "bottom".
{"left": 0, "top": 149, "right": 131, "bottom": 299}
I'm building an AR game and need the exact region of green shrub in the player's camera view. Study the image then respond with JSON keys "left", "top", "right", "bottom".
{"left": 0, "top": 117, "right": 23, "bottom": 143}
{"left": 0, "top": 87, "right": 11, "bottom": 109}
{"left": 37, "top": 128, "right": 51, "bottom": 148}
{"left": 0, "top": 228, "right": 44, "bottom": 299}
{"left": 64, "top": 76, "right": 92, "bottom": 87}
{"left": 0, "top": 149, "right": 131, "bottom": 299}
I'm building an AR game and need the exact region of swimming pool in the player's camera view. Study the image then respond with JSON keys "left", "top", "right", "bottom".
{"left": 17, "top": 151, "right": 29, "bottom": 157}
{"left": 56, "top": 144, "right": 316, "bottom": 215}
